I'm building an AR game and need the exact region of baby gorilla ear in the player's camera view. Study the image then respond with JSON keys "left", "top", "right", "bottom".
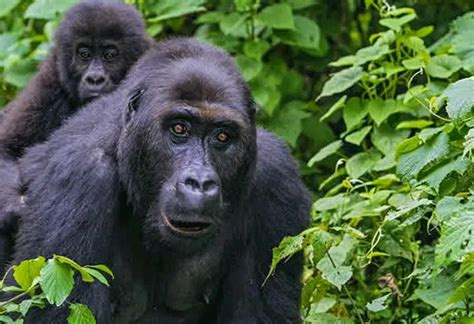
{"left": 125, "top": 88, "right": 145, "bottom": 123}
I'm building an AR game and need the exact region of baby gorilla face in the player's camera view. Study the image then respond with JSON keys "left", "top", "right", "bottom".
{"left": 74, "top": 40, "right": 126, "bottom": 103}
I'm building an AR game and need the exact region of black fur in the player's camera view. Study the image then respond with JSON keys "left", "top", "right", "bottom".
{"left": 0, "top": 0, "right": 152, "bottom": 269}
{"left": 13, "top": 38, "right": 310, "bottom": 323}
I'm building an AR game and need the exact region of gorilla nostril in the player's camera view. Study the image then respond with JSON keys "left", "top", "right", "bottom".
{"left": 86, "top": 75, "right": 106, "bottom": 86}
{"left": 184, "top": 178, "right": 200, "bottom": 191}
{"left": 202, "top": 180, "right": 217, "bottom": 193}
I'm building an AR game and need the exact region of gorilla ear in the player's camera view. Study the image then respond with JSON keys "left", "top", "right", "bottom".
{"left": 125, "top": 88, "right": 145, "bottom": 123}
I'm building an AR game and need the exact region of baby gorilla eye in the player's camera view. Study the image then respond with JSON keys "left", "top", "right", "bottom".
{"left": 171, "top": 123, "right": 189, "bottom": 137}
{"left": 77, "top": 47, "right": 91, "bottom": 60}
{"left": 103, "top": 49, "right": 118, "bottom": 62}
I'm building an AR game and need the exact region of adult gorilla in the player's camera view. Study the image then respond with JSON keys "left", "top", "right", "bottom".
{"left": 14, "top": 38, "right": 310, "bottom": 323}
{"left": 0, "top": 0, "right": 152, "bottom": 268}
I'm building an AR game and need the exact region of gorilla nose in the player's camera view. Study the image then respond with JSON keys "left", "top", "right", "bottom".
{"left": 85, "top": 73, "right": 106, "bottom": 86}
{"left": 177, "top": 168, "right": 221, "bottom": 210}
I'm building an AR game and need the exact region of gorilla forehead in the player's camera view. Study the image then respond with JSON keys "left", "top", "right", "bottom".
{"left": 55, "top": 0, "right": 147, "bottom": 45}
{"left": 132, "top": 40, "right": 254, "bottom": 117}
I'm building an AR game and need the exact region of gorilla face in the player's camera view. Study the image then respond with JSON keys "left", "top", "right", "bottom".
{"left": 118, "top": 54, "right": 257, "bottom": 255}
{"left": 73, "top": 40, "right": 126, "bottom": 102}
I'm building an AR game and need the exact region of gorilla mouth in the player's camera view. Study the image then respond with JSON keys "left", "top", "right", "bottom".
{"left": 162, "top": 213, "right": 211, "bottom": 234}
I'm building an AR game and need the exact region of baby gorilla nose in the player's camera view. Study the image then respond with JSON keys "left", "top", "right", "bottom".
{"left": 85, "top": 72, "right": 106, "bottom": 87}
{"left": 177, "top": 167, "right": 221, "bottom": 211}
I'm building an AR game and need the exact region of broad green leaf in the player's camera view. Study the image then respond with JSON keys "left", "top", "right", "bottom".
{"left": 67, "top": 303, "right": 96, "bottom": 324}
{"left": 308, "top": 297, "right": 336, "bottom": 314}
{"left": 419, "top": 158, "right": 470, "bottom": 192}
{"left": 0, "top": 0, "right": 19, "bottom": 17}
{"left": 276, "top": 16, "right": 326, "bottom": 56}
{"left": 85, "top": 265, "right": 114, "bottom": 279}
{"left": 4, "top": 58, "right": 37, "bottom": 88}
{"left": 427, "top": 54, "right": 462, "bottom": 79}
{"left": 435, "top": 210, "right": 474, "bottom": 268}
{"left": 18, "top": 300, "right": 33, "bottom": 317}
{"left": 366, "top": 293, "right": 391, "bottom": 312}
{"left": 235, "top": 55, "right": 262, "bottom": 81}
{"left": 395, "top": 135, "right": 421, "bottom": 159}
{"left": 243, "top": 41, "right": 270, "bottom": 60}
{"left": 313, "top": 193, "right": 348, "bottom": 212}
{"left": 25, "top": 0, "right": 78, "bottom": 20}
{"left": 343, "top": 97, "right": 368, "bottom": 131}
{"left": 287, "top": 0, "right": 318, "bottom": 9}
{"left": 372, "top": 123, "right": 410, "bottom": 156}
{"left": 396, "top": 119, "right": 433, "bottom": 129}
{"left": 39, "top": 259, "right": 74, "bottom": 306}
{"left": 379, "top": 14, "right": 416, "bottom": 32}
{"left": 54, "top": 255, "right": 93, "bottom": 283}
{"left": 256, "top": 4, "right": 294, "bottom": 30}
{"left": 345, "top": 126, "right": 371, "bottom": 146}
{"left": 353, "top": 44, "right": 390, "bottom": 66}
{"left": 307, "top": 140, "right": 342, "bottom": 167}
{"left": 219, "top": 13, "right": 248, "bottom": 36}
{"left": 147, "top": 0, "right": 206, "bottom": 22}
{"left": 385, "top": 198, "right": 431, "bottom": 221}
{"left": 397, "top": 132, "right": 450, "bottom": 180}
{"left": 329, "top": 55, "right": 355, "bottom": 67}
{"left": 320, "top": 95, "right": 347, "bottom": 122}
{"left": 13, "top": 256, "right": 46, "bottom": 291}
{"left": 449, "top": 277, "right": 474, "bottom": 304}
{"left": 346, "top": 151, "right": 382, "bottom": 178}
{"left": 465, "top": 128, "right": 474, "bottom": 157}
{"left": 455, "top": 253, "right": 474, "bottom": 280}
{"left": 318, "top": 67, "right": 364, "bottom": 100}
{"left": 267, "top": 101, "right": 310, "bottom": 147}
{"left": 412, "top": 274, "right": 457, "bottom": 310}
{"left": 436, "top": 78, "right": 474, "bottom": 122}
{"left": 381, "top": 62, "right": 405, "bottom": 77}
{"left": 267, "top": 235, "right": 305, "bottom": 278}
{"left": 402, "top": 57, "right": 425, "bottom": 70}
{"left": 367, "top": 98, "right": 396, "bottom": 126}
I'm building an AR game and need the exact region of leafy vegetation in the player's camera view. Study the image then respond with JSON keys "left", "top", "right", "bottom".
{"left": 0, "top": 0, "right": 472, "bottom": 322}
{"left": 0, "top": 255, "right": 112, "bottom": 323}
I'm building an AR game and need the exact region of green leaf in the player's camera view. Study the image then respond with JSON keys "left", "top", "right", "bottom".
{"left": 397, "top": 132, "right": 450, "bottom": 180}
{"left": 13, "top": 256, "right": 46, "bottom": 291}
{"left": 343, "top": 98, "right": 368, "bottom": 132}
{"left": 307, "top": 140, "right": 342, "bottom": 167}
{"left": 435, "top": 209, "right": 474, "bottom": 268}
{"left": 353, "top": 44, "right": 390, "bottom": 66}
{"left": 318, "top": 67, "right": 364, "bottom": 100}
{"left": 412, "top": 274, "right": 457, "bottom": 310}
{"left": 385, "top": 198, "right": 431, "bottom": 221}
{"left": 25, "top": 0, "right": 78, "bottom": 20}
{"left": 427, "top": 54, "right": 462, "bottom": 79}
{"left": 276, "top": 16, "right": 325, "bottom": 56}
{"left": 419, "top": 158, "right": 470, "bottom": 192}
{"left": 256, "top": 4, "right": 294, "bottom": 30}
{"left": 379, "top": 14, "right": 416, "bottom": 32}
{"left": 267, "top": 235, "right": 305, "bottom": 278}
{"left": 219, "top": 13, "right": 248, "bottom": 36}
{"left": 18, "top": 300, "right": 33, "bottom": 317}
{"left": 320, "top": 95, "right": 347, "bottom": 122}
{"left": 436, "top": 78, "right": 474, "bottom": 122}
{"left": 0, "top": 0, "right": 19, "bottom": 17}
{"left": 39, "top": 259, "right": 74, "bottom": 306}
{"left": 313, "top": 193, "right": 348, "bottom": 212}
{"left": 345, "top": 126, "right": 372, "bottom": 146}
{"left": 67, "top": 303, "right": 96, "bottom": 324}
{"left": 147, "top": 0, "right": 206, "bottom": 22}
{"left": 235, "top": 55, "right": 262, "bottom": 81}
{"left": 266, "top": 101, "right": 310, "bottom": 147}
{"left": 449, "top": 277, "right": 474, "bottom": 304}
{"left": 396, "top": 119, "right": 433, "bottom": 129}
{"left": 367, "top": 99, "right": 396, "bottom": 126}
{"left": 402, "top": 57, "right": 425, "bottom": 70}
{"left": 4, "top": 58, "right": 37, "bottom": 88}
{"left": 308, "top": 297, "right": 336, "bottom": 314}
{"left": 84, "top": 265, "right": 114, "bottom": 279}
{"left": 465, "top": 128, "right": 474, "bottom": 157}
{"left": 372, "top": 123, "right": 410, "bottom": 156}
{"left": 83, "top": 269, "right": 109, "bottom": 287}
{"left": 366, "top": 293, "right": 391, "bottom": 312}
{"left": 346, "top": 151, "right": 382, "bottom": 178}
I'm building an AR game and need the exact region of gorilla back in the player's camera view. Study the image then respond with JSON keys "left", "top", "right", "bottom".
{"left": 14, "top": 38, "right": 310, "bottom": 323}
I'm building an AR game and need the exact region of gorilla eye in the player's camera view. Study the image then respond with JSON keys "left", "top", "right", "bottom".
{"left": 77, "top": 47, "right": 91, "bottom": 60}
{"left": 216, "top": 131, "right": 230, "bottom": 144}
{"left": 103, "top": 50, "right": 117, "bottom": 62}
{"left": 171, "top": 123, "right": 189, "bottom": 137}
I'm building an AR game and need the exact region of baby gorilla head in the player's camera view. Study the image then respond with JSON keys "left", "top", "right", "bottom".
{"left": 118, "top": 40, "right": 256, "bottom": 254}
{"left": 55, "top": 0, "right": 151, "bottom": 103}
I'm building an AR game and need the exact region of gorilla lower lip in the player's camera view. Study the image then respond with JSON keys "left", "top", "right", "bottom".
{"left": 162, "top": 213, "right": 211, "bottom": 234}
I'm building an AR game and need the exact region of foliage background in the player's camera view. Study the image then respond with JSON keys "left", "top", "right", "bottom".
{"left": 0, "top": 0, "right": 473, "bottom": 322}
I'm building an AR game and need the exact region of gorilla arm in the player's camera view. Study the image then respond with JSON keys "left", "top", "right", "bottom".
{"left": 218, "top": 129, "right": 310, "bottom": 323}
{"left": 13, "top": 97, "right": 124, "bottom": 323}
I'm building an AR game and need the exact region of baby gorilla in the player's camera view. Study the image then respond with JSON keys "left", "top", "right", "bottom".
{"left": 0, "top": 0, "right": 152, "bottom": 269}
{"left": 13, "top": 38, "right": 310, "bottom": 323}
